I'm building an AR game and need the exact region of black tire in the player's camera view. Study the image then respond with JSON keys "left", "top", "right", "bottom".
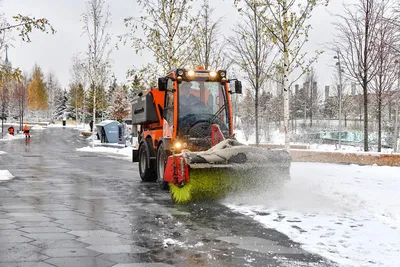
{"left": 156, "top": 142, "right": 170, "bottom": 190}
{"left": 138, "top": 140, "right": 157, "bottom": 182}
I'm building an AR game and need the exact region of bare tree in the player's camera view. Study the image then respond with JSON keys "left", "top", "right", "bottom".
{"left": 81, "top": 0, "right": 112, "bottom": 147}
{"left": 121, "top": 0, "right": 197, "bottom": 73}
{"left": 70, "top": 55, "right": 87, "bottom": 125}
{"left": 228, "top": 1, "right": 276, "bottom": 145}
{"left": 13, "top": 81, "right": 28, "bottom": 132}
{"left": 370, "top": 1, "right": 400, "bottom": 151}
{"left": 192, "top": 0, "right": 230, "bottom": 70}
{"left": 302, "top": 68, "right": 324, "bottom": 128}
{"left": 235, "top": 0, "right": 329, "bottom": 151}
{"left": 333, "top": 0, "right": 383, "bottom": 151}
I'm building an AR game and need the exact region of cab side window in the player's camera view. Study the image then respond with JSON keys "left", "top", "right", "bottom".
{"left": 164, "top": 79, "right": 174, "bottom": 124}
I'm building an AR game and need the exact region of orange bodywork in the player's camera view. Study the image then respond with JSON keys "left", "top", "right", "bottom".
{"left": 139, "top": 70, "right": 234, "bottom": 152}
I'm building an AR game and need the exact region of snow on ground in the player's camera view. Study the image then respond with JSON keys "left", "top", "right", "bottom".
{"left": 31, "top": 124, "right": 46, "bottom": 130}
{"left": 0, "top": 151, "right": 5, "bottom": 155}
{"left": 223, "top": 162, "right": 400, "bottom": 267}
{"left": 0, "top": 133, "right": 27, "bottom": 141}
{"left": 77, "top": 145, "right": 132, "bottom": 160}
{"left": 0, "top": 170, "right": 14, "bottom": 181}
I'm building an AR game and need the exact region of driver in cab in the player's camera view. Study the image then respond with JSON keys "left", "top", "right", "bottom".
{"left": 179, "top": 82, "right": 203, "bottom": 116}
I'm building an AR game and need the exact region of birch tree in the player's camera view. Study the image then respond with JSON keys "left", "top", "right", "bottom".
{"left": 0, "top": 7, "right": 55, "bottom": 81}
{"left": 121, "top": 0, "right": 197, "bottom": 72}
{"left": 82, "top": 0, "right": 112, "bottom": 147}
{"left": 333, "top": 0, "right": 382, "bottom": 151}
{"left": 236, "top": 0, "right": 329, "bottom": 151}
{"left": 229, "top": 1, "right": 276, "bottom": 145}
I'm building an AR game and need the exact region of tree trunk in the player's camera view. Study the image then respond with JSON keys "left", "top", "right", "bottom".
{"left": 283, "top": 0, "right": 290, "bottom": 151}
{"left": 254, "top": 5, "right": 260, "bottom": 146}
{"left": 378, "top": 95, "right": 382, "bottom": 152}
{"left": 362, "top": 0, "right": 370, "bottom": 152}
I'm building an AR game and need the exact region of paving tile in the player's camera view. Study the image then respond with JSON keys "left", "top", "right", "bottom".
{"left": 19, "top": 227, "right": 68, "bottom": 233}
{"left": 0, "top": 243, "right": 48, "bottom": 262}
{"left": 77, "top": 236, "right": 134, "bottom": 245}
{"left": 30, "top": 239, "right": 89, "bottom": 249}
{"left": 0, "top": 235, "right": 33, "bottom": 243}
{"left": 13, "top": 221, "right": 61, "bottom": 228}
{"left": 0, "top": 230, "right": 24, "bottom": 236}
{"left": 54, "top": 219, "right": 96, "bottom": 225}
{"left": 7, "top": 213, "right": 49, "bottom": 217}
{"left": 0, "top": 224, "right": 19, "bottom": 230}
{"left": 86, "top": 244, "right": 150, "bottom": 254}
{"left": 45, "top": 257, "right": 114, "bottom": 267}
{"left": 0, "top": 219, "right": 16, "bottom": 224}
{"left": 58, "top": 223, "right": 104, "bottom": 231}
{"left": 11, "top": 217, "right": 51, "bottom": 222}
{"left": 68, "top": 229, "right": 120, "bottom": 238}
{"left": 42, "top": 247, "right": 100, "bottom": 257}
{"left": 0, "top": 262, "right": 54, "bottom": 267}
{"left": 23, "top": 233, "right": 76, "bottom": 240}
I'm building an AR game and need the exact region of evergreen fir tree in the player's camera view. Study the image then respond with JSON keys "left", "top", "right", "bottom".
{"left": 54, "top": 89, "right": 68, "bottom": 119}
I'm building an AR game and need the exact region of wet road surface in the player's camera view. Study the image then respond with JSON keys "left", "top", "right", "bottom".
{"left": 0, "top": 127, "right": 337, "bottom": 267}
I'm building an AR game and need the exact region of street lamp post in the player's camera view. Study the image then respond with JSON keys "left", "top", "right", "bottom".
{"left": 334, "top": 51, "right": 343, "bottom": 149}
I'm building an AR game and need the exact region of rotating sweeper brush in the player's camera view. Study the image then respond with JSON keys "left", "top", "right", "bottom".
{"left": 130, "top": 67, "right": 291, "bottom": 204}
{"left": 164, "top": 139, "right": 291, "bottom": 203}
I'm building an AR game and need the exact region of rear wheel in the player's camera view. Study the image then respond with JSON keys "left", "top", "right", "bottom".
{"left": 156, "top": 142, "right": 170, "bottom": 190}
{"left": 138, "top": 140, "right": 156, "bottom": 182}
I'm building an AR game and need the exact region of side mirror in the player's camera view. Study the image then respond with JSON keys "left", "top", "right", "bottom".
{"left": 158, "top": 78, "right": 168, "bottom": 91}
{"left": 235, "top": 80, "right": 242, "bottom": 94}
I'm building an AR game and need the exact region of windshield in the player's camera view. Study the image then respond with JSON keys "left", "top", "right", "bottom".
{"left": 178, "top": 80, "right": 229, "bottom": 137}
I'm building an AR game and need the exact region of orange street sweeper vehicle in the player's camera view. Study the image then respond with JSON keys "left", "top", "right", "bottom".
{"left": 131, "top": 67, "right": 291, "bottom": 203}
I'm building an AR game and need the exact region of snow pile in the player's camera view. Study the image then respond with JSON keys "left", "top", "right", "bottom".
{"left": 0, "top": 151, "right": 6, "bottom": 155}
{"left": 0, "top": 170, "right": 14, "bottom": 181}
{"left": 31, "top": 124, "right": 46, "bottom": 130}
{"left": 0, "top": 133, "right": 26, "bottom": 141}
{"left": 224, "top": 162, "right": 400, "bottom": 267}
{"left": 77, "top": 145, "right": 132, "bottom": 159}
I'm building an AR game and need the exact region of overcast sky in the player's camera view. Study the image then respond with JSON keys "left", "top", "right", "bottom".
{"left": 2, "top": 0, "right": 345, "bottom": 94}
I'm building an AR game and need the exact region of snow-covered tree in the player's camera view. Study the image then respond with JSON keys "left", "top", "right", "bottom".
{"left": 54, "top": 89, "right": 68, "bottom": 120}
{"left": 240, "top": 91, "right": 255, "bottom": 141}
{"left": 108, "top": 86, "right": 131, "bottom": 122}
{"left": 46, "top": 72, "right": 62, "bottom": 121}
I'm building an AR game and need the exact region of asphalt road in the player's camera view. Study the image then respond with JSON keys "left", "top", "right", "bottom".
{"left": 0, "top": 127, "right": 337, "bottom": 267}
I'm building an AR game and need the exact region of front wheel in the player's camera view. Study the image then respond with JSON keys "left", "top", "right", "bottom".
{"left": 156, "top": 143, "right": 170, "bottom": 190}
{"left": 138, "top": 140, "right": 156, "bottom": 182}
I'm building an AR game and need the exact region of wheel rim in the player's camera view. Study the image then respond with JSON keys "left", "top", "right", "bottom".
{"left": 158, "top": 149, "right": 165, "bottom": 181}
{"left": 140, "top": 149, "right": 147, "bottom": 172}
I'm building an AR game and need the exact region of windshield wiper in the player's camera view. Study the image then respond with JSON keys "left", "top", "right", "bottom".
{"left": 208, "top": 103, "right": 226, "bottom": 124}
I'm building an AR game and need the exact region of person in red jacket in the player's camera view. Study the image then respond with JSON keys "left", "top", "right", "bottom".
{"left": 23, "top": 125, "right": 30, "bottom": 138}
{"left": 8, "top": 126, "right": 14, "bottom": 136}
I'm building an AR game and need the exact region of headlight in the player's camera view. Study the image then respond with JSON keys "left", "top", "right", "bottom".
{"left": 209, "top": 71, "right": 217, "bottom": 77}
{"left": 174, "top": 142, "right": 182, "bottom": 149}
{"left": 187, "top": 70, "right": 195, "bottom": 77}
